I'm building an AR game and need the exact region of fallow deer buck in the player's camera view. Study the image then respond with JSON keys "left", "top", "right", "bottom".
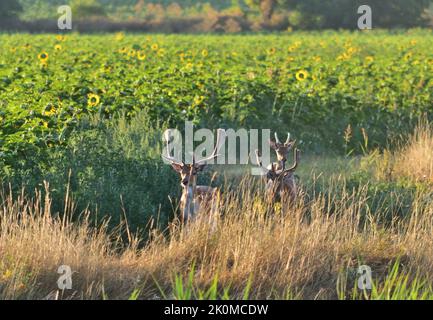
{"left": 163, "top": 129, "right": 226, "bottom": 224}
{"left": 269, "top": 132, "right": 296, "bottom": 170}
{"left": 255, "top": 147, "right": 300, "bottom": 206}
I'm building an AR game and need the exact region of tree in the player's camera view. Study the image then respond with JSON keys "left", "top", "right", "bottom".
{"left": 245, "top": 0, "right": 280, "bottom": 23}
{"left": 283, "top": 0, "right": 432, "bottom": 29}
{"left": 0, "top": 0, "right": 22, "bottom": 19}
{"left": 71, "top": 0, "right": 106, "bottom": 18}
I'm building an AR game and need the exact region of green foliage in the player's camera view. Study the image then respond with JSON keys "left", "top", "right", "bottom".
{"left": 0, "top": 32, "right": 432, "bottom": 232}
{"left": 71, "top": 0, "right": 106, "bottom": 18}
{"left": 2, "top": 111, "right": 180, "bottom": 232}
{"left": 284, "top": 0, "right": 432, "bottom": 28}
{"left": 0, "top": 32, "right": 431, "bottom": 167}
{"left": 164, "top": 259, "right": 433, "bottom": 300}
{"left": 155, "top": 263, "right": 252, "bottom": 300}
{"left": 0, "top": 0, "right": 23, "bottom": 19}
{"left": 338, "top": 259, "right": 433, "bottom": 300}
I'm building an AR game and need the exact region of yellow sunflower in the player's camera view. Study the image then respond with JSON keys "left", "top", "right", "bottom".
{"left": 194, "top": 95, "right": 205, "bottom": 106}
{"left": 119, "top": 47, "right": 128, "bottom": 54}
{"left": 87, "top": 94, "right": 100, "bottom": 107}
{"left": 296, "top": 70, "right": 309, "bottom": 81}
{"left": 56, "top": 35, "right": 65, "bottom": 41}
{"left": 38, "top": 52, "right": 49, "bottom": 62}
{"left": 151, "top": 43, "right": 159, "bottom": 51}
{"left": 365, "top": 56, "right": 374, "bottom": 64}
{"left": 287, "top": 46, "right": 297, "bottom": 53}
{"left": 128, "top": 49, "right": 136, "bottom": 57}
{"left": 43, "top": 105, "right": 57, "bottom": 116}
{"left": 268, "top": 47, "right": 276, "bottom": 55}
{"left": 201, "top": 49, "right": 208, "bottom": 57}
{"left": 313, "top": 56, "right": 321, "bottom": 62}
{"left": 40, "top": 61, "right": 48, "bottom": 69}
{"left": 54, "top": 44, "right": 62, "bottom": 51}
{"left": 157, "top": 48, "right": 165, "bottom": 57}
{"left": 137, "top": 51, "right": 146, "bottom": 61}
{"left": 115, "top": 32, "right": 124, "bottom": 41}
{"left": 404, "top": 52, "right": 413, "bottom": 61}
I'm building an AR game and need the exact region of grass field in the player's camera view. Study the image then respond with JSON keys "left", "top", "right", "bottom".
{"left": 0, "top": 30, "right": 432, "bottom": 300}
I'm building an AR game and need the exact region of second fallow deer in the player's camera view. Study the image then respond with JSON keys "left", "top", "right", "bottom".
{"left": 256, "top": 147, "right": 300, "bottom": 205}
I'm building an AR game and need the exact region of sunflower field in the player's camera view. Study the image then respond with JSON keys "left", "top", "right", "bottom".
{"left": 0, "top": 30, "right": 432, "bottom": 170}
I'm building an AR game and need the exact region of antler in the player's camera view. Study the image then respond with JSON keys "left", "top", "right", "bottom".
{"left": 162, "top": 130, "right": 183, "bottom": 166}
{"left": 255, "top": 149, "right": 264, "bottom": 168}
{"left": 195, "top": 129, "right": 226, "bottom": 165}
{"left": 284, "top": 148, "right": 300, "bottom": 172}
{"left": 274, "top": 132, "right": 281, "bottom": 144}
{"left": 255, "top": 149, "right": 273, "bottom": 172}
{"left": 285, "top": 133, "right": 291, "bottom": 145}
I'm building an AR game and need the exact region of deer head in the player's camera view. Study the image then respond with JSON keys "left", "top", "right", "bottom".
{"left": 269, "top": 132, "right": 296, "bottom": 167}
{"left": 163, "top": 129, "right": 225, "bottom": 187}
{"left": 255, "top": 148, "right": 301, "bottom": 203}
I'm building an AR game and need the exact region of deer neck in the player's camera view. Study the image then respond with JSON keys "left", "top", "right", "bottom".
{"left": 279, "top": 159, "right": 286, "bottom": 170}
{"left": 182, "top": 175, "right": 197, "bottom": 222}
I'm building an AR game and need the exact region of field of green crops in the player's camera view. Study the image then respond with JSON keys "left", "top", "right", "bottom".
{"left": 1, "top": 30, "right": 432, "bottom": 171}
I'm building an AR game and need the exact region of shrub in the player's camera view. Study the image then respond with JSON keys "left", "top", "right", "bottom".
{"left": 71, "top": 0, "right": 106, "bottom": 18}
{"left": 2, "top": 111, "right": 180, "bottom": 232}
{"left": 0, "top": 0, "right": 22, "bottom": 19}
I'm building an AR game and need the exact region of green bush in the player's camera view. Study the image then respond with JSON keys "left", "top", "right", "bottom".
{"left": 284, "top": 0, "right": 431, "bottom": 29}
{"left": 2, "top": 111, "right": 181, "bottom": 232}
{"left": 0, "top": 0, "right": 22, "bottom": 19}
{"left": 71, "top": 0, "right": 106, "bottom": 18}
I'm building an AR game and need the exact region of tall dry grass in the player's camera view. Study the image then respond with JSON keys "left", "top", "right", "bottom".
{"left": 1, "top": 172, "right": 432, "bottom": 299}
{"left": 392, "top": 119, "right": 433, "bottom": 183}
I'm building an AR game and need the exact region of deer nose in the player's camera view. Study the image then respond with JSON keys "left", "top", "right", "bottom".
{"left": 182, "top": 179, "right": 189, "bottom": 186}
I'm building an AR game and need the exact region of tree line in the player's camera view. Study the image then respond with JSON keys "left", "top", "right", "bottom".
{"left": 1, "top": 0, "right": 432, "bottom": 30}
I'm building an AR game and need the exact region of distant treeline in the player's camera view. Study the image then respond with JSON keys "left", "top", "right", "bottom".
{"left": 1, "top": 0, "right": 432, "bottom": 32}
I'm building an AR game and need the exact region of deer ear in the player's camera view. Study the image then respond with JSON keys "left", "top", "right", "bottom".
{"left": 170, "top": 163, "right": 183, "bottom": 173}
{"left": 285, "top": 140, "right": 296, "bottom": 149}
{"left": 195, "top": 163, "right": 207, "bottom": 172}
{"left": 269, "top": 140, "right": 278, "bottom": 150}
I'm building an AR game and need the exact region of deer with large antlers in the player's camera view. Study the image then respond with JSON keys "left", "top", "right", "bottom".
{"left": 269, "top": 132, "right": 296, "bottom": 170}
{"left": 163, "top": 129, "right": 225, "bottom": 224}
{"left": 256, "top": 147, "right": 300, "bottom": 205}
